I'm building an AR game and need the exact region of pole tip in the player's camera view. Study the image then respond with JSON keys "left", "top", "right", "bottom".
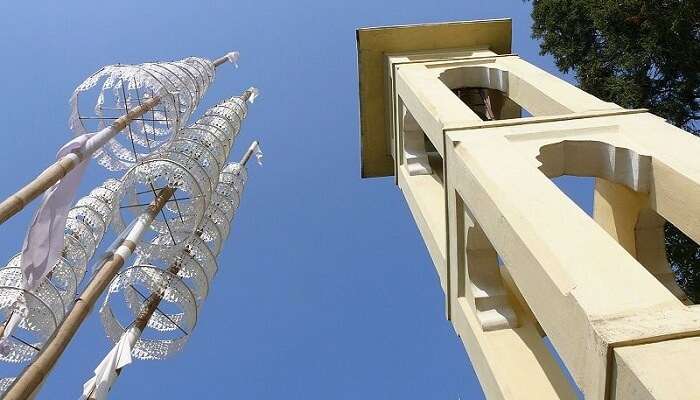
{"left": 252, "top": 141, "right": 263, "bottom": 166}
{"left": 241, "top": 140, "right": 263, "bottom": 166}
{"left": 246, "top": 87, "right": 260, "bottom": 103}
{"left": 225, "top": 51, "right": 240, "bottom": 67}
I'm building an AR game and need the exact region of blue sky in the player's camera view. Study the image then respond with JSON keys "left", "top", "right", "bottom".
{"left": 0, "top": 1, "right": 592, "bottom": 398}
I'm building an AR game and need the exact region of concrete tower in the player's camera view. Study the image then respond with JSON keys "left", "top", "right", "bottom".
{"left": 356, "top": 19, "right": 700, "bottom": 399}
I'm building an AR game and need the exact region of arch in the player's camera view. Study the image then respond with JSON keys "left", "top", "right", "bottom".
{"left": 438, "top": 65, "right": 574, "bottom": 118}
{"left": 536, "top": 140, "right": 651, "bottom": 193}
{"left": 439, "top": 65, "right": 509, "bottom": 93}
{"left": 439, "top": 66, "right": 518, "bottom": 121}
{"left": 536, "top": 140, "right": 692, "bottom": 302}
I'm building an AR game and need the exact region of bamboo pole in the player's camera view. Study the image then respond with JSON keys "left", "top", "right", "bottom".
{"left": 83, "top": 142, "right": 259, "bottom": 398}
{"left": 212, "top": 56, "right": 229, "bottom": 67}
{"left": 3, "top": 187, "right": 175, "bottom": 400}
{"left": 0, "top": 52, "right": 236, "bottom": 226}
{"left": 84, "top": 259, "right": 184, "bottom": 400}
{"left": 0, "top": 97, "right": 161, "bottom": 225}
{"left": 239, "top": 140, "right": 260, "bottom": 166}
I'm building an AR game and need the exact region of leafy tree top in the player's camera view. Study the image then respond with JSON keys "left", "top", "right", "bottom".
{"left": 531, "top": 0, "right": 699, "bottom": 132}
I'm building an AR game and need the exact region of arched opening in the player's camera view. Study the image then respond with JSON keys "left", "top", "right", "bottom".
{"left": 439, "top": 66, "right": 521, "bottom": 121}
{"left": 438, "top": 65, "right": 575, "bottom": 121}
{"left": 536, "top": 140, "right": 699, "bottom": 303}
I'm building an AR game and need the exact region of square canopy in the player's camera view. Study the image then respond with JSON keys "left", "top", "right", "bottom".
{"left": 356, "top": 19, "right": 512, "bottom": 178}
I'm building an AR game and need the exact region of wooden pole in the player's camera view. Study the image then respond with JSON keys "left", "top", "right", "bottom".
{"left": 0, "top": 97, "right": 161, "bottom": 225}
{"left": 3, "top": 187, "right": 175, "bottom": 400}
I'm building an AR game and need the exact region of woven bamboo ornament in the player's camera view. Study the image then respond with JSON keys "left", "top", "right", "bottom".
{"left": 111, "top": 90, "right": 257, "bottom": 260}
{"left": 0, "top": 49, "right": 261, "bottom": 399}
{"left": 0, "top": 178, "right": 122, "bottom": 377}
{"left": 68, "top": 54, "right": 245, "bottom": 171}
{"left": 0, "top": 52, "right": 240, "bottom": 226}
{"left": 85, "top": 154, "right": 256, "bottom": 399}
{"left": 2, "top": 119, "right": 257, "bottom": 400}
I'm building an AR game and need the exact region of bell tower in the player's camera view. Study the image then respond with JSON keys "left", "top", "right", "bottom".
{"left": 357, "top": 19, "right": 700, "bottom": 399}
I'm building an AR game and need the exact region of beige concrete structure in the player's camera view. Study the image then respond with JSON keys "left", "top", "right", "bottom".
{"left": 356, "top": 19, "right": 700, "bottom": 399}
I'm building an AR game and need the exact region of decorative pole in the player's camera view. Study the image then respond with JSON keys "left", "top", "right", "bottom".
{"left": 0, "top": 51, "right": 240, "bottom": 225}
{"left": 0, "top": 55, "right": 245, "bottom": 373}
{"left": 2, "top": 90, "right": 257, "bottom": 400}
{"left": 240, "top": 140, "right": 263, "bottom": 165}
{"left": 3, "top": 54, "right": 243, "bottom": 350}
{"left": 0, "top": 102, "right": 156, "bottom": 224}
{"left": 0, "top": 178, "right": 123, "bottom": 378}
{"left": 82, "top": 147, "right": 258, "bottom": 399}
{"left": 2, "top": 188, "right": 174, "bottom": 400}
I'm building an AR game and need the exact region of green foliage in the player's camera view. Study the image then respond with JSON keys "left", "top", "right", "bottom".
{"left": 531, "top": 0, "right": 699, "bottom": 130}
{"left": 666, "top": 223, "right": 700, "bottom": 302}
{"left": 530, "top": 0, "right": 700, "bottom": 300}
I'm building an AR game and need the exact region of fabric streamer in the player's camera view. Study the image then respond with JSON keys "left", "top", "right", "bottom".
{"left": 1, "top": 133, "right": 94, "bottom": 354}
{"left": 247, "top": 87, "right": 260, "bottom": 103}
{"left": 80, "top": 331, "right": 135, "bottom": 400}
{"left": 225, "top": 51, "right": 240, "bottom": 67}
{"left": 254, "top": 144, "right": 264, "bottom": 165}
{"left": 20, "top": 133, "right": 94, "bottom": 290}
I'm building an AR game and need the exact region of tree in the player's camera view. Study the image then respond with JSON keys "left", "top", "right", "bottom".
{"left": 530, "top": 0, "right": 700, "bottom": 300}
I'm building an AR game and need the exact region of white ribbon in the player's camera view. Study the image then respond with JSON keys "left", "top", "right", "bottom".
{"left": 20, "top": 133, "right": 94, "bottom": 290}
{"left": 246, "top": 87, "right": 260, "bottom": 104}
{"left": 80, "top": 331, "right": 135, "bottom": 400}
{"left": 253, "top": 143, "right": 264, "bottom": 166}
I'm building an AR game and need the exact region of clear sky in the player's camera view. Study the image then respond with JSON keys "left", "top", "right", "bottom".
{"left": 0, "top": 1, "right": 593, "bottom": 398}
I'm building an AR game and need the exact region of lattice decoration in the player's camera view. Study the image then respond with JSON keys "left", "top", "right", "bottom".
{"left": 0, "top": 257, "right": 90, "bottom": 366}
{"left": 220, "top": 162, "right": 248, "bottom": 196}
{"left": 5, "top": 255, "right": 75, "bottom": 311}
{"left": 65, "top": 179, "right": 122, "bottom": 284}
{"left": 217, "top": 163, "right": 247, "bottom": 219}
{"left": 132, "top": 235, "right": 217, "bottom": 308}
{"left": 112, "top": 92, "right": 254, "bottom": 260}
{"left": 197, "top": 216, "right": 225, "bottom": 256}
{"left": 185, "top": 95, "right": 249, "bottom": 155}
{"left": 61, "top": 236, "right": 88, "bottom": 290}
{"left": 211, "top": 191, "right": 237, "bottom": 222}
{"left": 113, "top": 151, "right": 210, "bottom": 260}
{"left": 0, "top": 179, "right": 121, "bottom": 366}
{"left": 178, "top": 237, "right": 218, "bottom": 300}
{"left": 194, "top": 162, "right": 248, "bottom": 255}
{"left": 0, "top": 269, "right": 62, "bottom": 364}
{"left": 69, "top": 57, "right": 216, "bottom": 171}
{"left": 99, "top": 266, "right": 197, "bottom": 361}
{"left": 97, "top": 158, "right": 251, "bottom": 363}
{"left": 0, "top": 377, "right": 15, "bottom": 394}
